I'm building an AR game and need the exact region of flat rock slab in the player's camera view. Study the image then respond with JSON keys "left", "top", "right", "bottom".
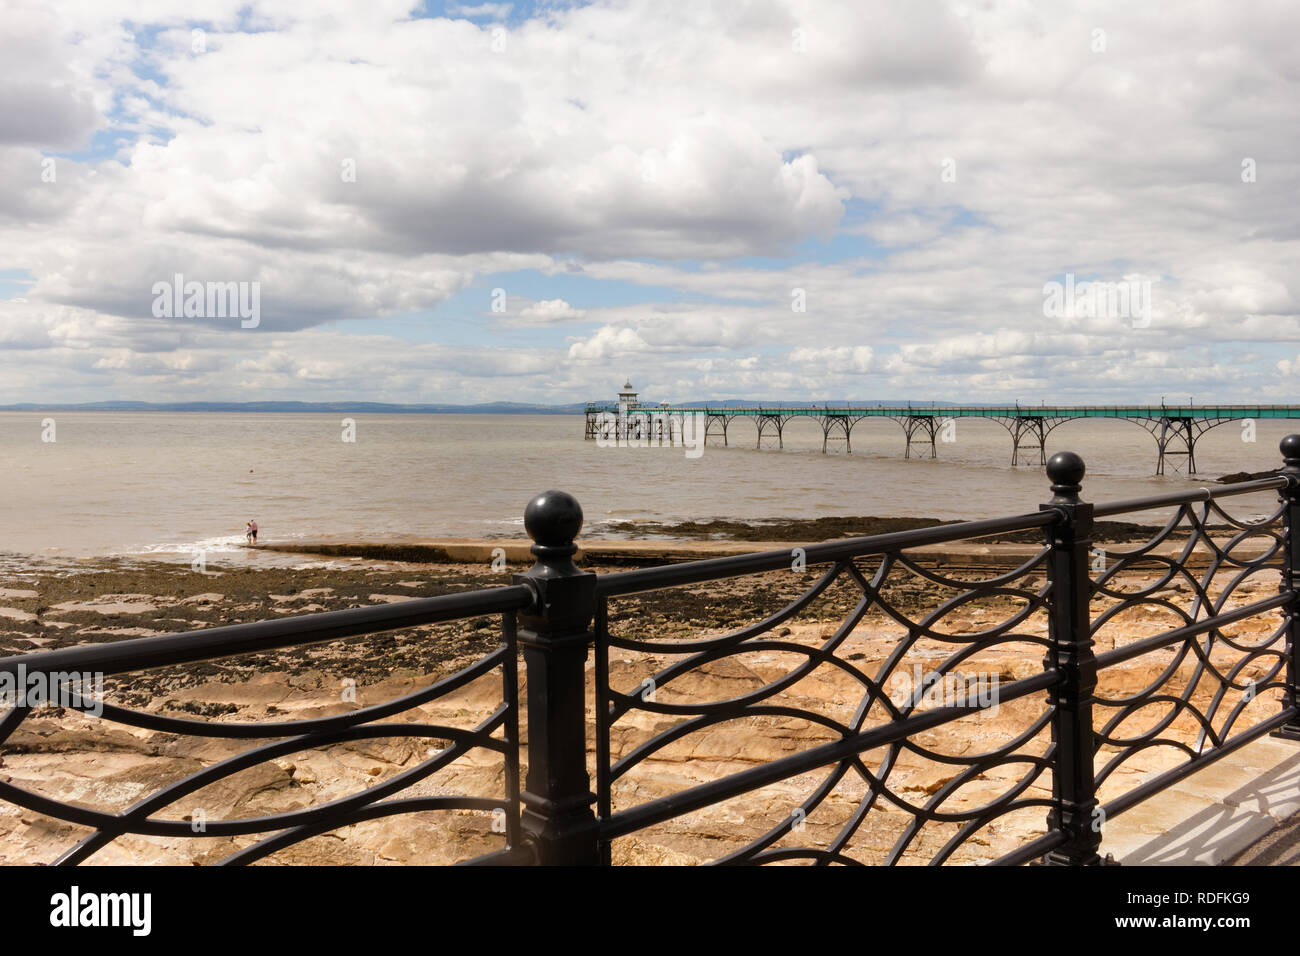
{"left": 50, "top": 594, "right": 163, "bottom": 614}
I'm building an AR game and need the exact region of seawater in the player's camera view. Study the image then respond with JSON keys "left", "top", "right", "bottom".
{"left": 0, "top": 411, "right": 1289, "bottom": 562}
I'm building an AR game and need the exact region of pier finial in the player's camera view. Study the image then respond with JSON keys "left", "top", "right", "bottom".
{"left": 524, "top": 489, "right": 583, "bottom": 573}
{"left": 1282, "top": 435, "right": 1300, "bottom": 478}
{"left": 1046, "top": 451, "right": 1086, "bottom": 504}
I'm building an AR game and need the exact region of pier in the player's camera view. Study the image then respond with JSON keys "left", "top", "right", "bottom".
{"left": 584, "top": 390, "right": 1300, "bottom": 474}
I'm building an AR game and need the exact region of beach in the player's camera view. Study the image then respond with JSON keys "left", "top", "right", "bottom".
{"left": 0, "top": 506, "right": 1285, "bottom": 864}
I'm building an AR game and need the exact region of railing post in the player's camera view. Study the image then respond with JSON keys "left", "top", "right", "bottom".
{"left": 514, "top": 489, "right": 600, "bottom": 864}
{"left": 1039, "top": 451, "right": 1105, "bottom": 865}
{"left": 1273, "top": 435, "right": 1300, "bottom": 741}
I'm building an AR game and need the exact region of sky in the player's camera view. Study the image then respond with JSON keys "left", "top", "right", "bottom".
{"left": 1, "top": 0, "right": 1297, "bottom": 405}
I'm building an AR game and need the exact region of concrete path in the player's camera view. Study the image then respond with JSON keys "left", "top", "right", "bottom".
{"left": 1101, "top": 735, "right": 1300, "bottom": 865}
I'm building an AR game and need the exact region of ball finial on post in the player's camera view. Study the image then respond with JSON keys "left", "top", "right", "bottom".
{"left": 524, "top": 489, "right": 583, "bottom": 565}
{"left": 1046, "top": 451, "right": 1086, "bottom": 504}
{"left": 1281, "top": 435, "right": 1300, "bottom": 475}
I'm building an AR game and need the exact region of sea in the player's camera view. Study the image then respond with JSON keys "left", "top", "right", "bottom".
{"left": 0, "top": 411, "right": 1290, "bottom": 566}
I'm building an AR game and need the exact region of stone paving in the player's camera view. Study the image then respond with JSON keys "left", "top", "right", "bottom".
{"left": 1103, "top": 735, "right": 1300, "bottom": 865}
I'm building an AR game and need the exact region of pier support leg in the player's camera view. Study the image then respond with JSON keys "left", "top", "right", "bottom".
{"left": 705, "top": 413, "right": 730, "bottom": 447}
{"left": 756, "top": 414, "right": 785, "bottom": 450}
{"left": 903, "top": 416, "right": 937, "bottom": 459}
{"left": 820, "top": 416, "right": 852, "bottom": 454}
{"left": 1011, "top": 417, "right": 1048, "bottom": 466}
{"left": 1155, "top": 418, "right": 1198, "bottom": 476}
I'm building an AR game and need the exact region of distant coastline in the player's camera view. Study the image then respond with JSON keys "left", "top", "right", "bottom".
{"left": 0, "top": 400, "right": 586, "bottom": 414}
{"left": 0, "top": 398, "right": 957, "bottom": 414}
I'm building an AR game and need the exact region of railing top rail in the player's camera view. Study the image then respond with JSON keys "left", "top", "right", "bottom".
{"left": 0, "top": 583, "right": 535, "bottom": 678}
{"left": 595, "top": 510, "right": 1058, "bottom": 597}
{"left": 1091, "top": 474, "right": 1288, "bottom": 517}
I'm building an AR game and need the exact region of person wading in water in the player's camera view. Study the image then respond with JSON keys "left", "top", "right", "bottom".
{"left": 245, "top": 519, "right": 258, "bottom": 545}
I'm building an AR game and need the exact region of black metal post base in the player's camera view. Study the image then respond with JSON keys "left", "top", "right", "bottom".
{"left": 1036, "top": 850, "right": 1118, "bottom": 866}
{"left": 520, "top": 798, "right": 601, "bottom": 866}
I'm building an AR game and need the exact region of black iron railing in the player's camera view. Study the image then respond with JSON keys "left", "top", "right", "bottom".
{"left": 0, "top": 586, "right": 533, "bottom": 865}
{"left": 3, "top": 438, "right": 1300, "bottom": 865}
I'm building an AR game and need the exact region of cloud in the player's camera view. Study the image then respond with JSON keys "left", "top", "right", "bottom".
{"left": 508, "top": 298, "right": 588, "bottom": 326}
{"left": 0, "top": 5, "right": 99, "bottom": 149}
{"left": 0, "top": 0, "right": 1297, "bottom": 403}
{"left": 788, "top": 345, "right": 876, "bottom": 373}
{"left": 567, "top": 326, "right": 652, "bottom": 362}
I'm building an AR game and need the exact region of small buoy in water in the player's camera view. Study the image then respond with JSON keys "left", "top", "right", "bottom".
{"left": 249, "top": 469, "right": 254, "bottom": 473}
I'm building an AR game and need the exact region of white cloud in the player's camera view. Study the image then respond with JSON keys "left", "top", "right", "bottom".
{"left": 0, "top": 0, "right": 1297, "bottom": 403}
{"left": 509, "top": 298, "right": 587, "bottom": 326}
{"left": 789, "top": 345, "right": 876, "bottom": 373}
{"left": 567, "top": 326, "right": 651, "bottom": 362}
